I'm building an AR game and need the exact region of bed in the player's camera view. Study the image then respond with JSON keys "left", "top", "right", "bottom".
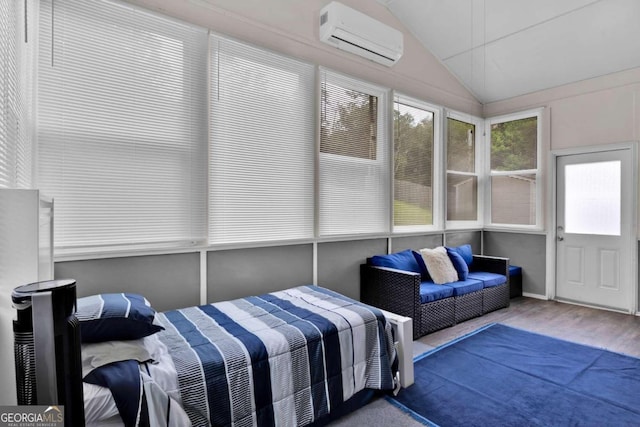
{"left": 78, "top": 285, "right": 403, "bottom": 427}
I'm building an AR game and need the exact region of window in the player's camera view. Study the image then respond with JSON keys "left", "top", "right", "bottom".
{"left": 37, "top": 0, "right": 208, "bottom": 252}
{"left": 0, "top": 0, "right": 34, "bottom": 189}
{"left": 209, "top": 35, "right": 314, "bottom": 244}
{"left": 319, "top": 70, "right": 390, "bottom": 236}
{"left": 487, "top": 110, "right": 542, "bottom": 227}
{"left": 393, "top": 95, "right": 440, "bottom": 231}
{"left": 565, "top": 161, "right": 620, "bottom": 236}
{"left": 446, "top": 113, "right": 481, "bottom": 226}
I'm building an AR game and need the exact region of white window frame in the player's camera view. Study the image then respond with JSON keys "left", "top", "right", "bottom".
{"left": 392, "top": 93, "right": 442, "bottom": 233}
{"left": 445, "top": 110, "right": 484, "bottom": 230}
{"left": 318, "top": 68, "right": 391, "bottom": 237}
{"left": 485, "top": 108, "right": 543, "bottom": 231}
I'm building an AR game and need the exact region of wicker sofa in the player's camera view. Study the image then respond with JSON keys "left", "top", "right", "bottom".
{"left": 360, "top": 248, "right": 510, "bottom": 339}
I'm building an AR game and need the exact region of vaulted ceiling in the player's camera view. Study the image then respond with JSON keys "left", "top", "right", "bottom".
{"left": 380, "top": 0, "right": 640, "bottom": 104}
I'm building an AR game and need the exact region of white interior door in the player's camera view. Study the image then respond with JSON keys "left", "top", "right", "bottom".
{"left": 556, "top": 148, "right": 634, "bottom": 311}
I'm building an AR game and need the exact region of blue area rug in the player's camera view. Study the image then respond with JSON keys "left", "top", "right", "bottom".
{"left": 388, "top": 323, "right": 640, "bottom": 426}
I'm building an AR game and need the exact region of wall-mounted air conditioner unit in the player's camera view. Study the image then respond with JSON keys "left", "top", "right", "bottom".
{"left": 319, "top": 1, "right": 403, "bottom": 67}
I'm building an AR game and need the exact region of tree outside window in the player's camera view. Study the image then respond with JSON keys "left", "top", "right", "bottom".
{"left": 321, "top": 84, "right": 377, "bottom": 160}
{"left": 393, "top": 100, "right": 434, "bottom": 228}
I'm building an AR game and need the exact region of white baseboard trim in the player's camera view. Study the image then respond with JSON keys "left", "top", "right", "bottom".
{"left": 522, "top": 292, "right": 548, "bottom": 300}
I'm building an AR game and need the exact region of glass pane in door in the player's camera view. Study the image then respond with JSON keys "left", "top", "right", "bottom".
{"left": 565, "top": 160, "right": 621, "bottom": 236}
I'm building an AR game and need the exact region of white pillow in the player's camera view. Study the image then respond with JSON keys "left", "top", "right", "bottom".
{"left": 419, "top": 246, "right": 459, "bottom": 284}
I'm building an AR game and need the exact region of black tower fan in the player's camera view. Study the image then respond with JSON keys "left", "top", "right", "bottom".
{"left": 12, "top": 279, "right": 84, "bottom": 427}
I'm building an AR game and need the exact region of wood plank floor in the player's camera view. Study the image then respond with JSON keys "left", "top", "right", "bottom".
{"left": 413, "top": 296, "right": 640, "bottom": 358}
{"left": 330, "top": 296, "right": 640, "bottom": 426}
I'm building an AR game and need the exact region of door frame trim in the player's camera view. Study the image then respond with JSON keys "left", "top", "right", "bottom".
{"left": 547, "top": 141, "right": 638, "bottom": 314}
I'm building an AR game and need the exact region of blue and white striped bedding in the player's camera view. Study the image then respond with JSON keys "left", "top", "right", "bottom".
{"left": 155, "top": 285, "right": 397, "bottom": 427}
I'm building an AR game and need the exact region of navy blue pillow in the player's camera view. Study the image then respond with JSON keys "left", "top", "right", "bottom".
{"left": 447, "top": 244, "right": 473, "bottom": 266}
{"left": 446, "top": 247, "right": 469, "bottom": 280}
{"left": 370, "top": 249, "right": 422, "bottom": 274}
{"left": 412, "top": 250, "right": 431, "bottom": 281}
{"left": 76, "top": 293, "right": 164, "bottom": 343}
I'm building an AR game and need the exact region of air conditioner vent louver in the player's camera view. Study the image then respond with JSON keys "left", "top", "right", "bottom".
{"left": 319, "top": 1, "right": 403, "bottom": 67}
{"left": 320, "top": 11, "right": 328, "bottom": 26}
{"left": 328, "top": 35, "right": 397, "bottom": 63}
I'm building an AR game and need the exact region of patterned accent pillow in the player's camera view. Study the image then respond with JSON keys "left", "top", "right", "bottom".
{"left": 419, "top": 247, "right": 459, "bottom": 284}
{"left": 76, "top": 293, "right": 164, "bottom": 343}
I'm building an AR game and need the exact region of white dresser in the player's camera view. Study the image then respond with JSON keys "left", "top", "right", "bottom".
{"left": 0, "top": 189, "right": 54, "bottom": 405}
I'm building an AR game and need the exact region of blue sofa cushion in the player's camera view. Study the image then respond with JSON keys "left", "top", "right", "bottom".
{"left": 446, "top": 247, "right": 469, "bottom": 280}
{"left": 509, "top": 265, "right": 522, "bottom": 276}
{"left": 447, "top": 244, "right": 473, "bottom": 266}
{"left": 444, "top": 278, "right": 483, "bottom": 296}
{"left": 370, "top": 249, "right": 422, "bottom": 274}
{"left": 419, "top": 281, "right": 455, "bottom": 303}
{"left": 468, "top": 271, "right": 507, "bottom": 288}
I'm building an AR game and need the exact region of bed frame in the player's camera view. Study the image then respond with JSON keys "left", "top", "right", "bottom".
{"left": 379, "top": 309, "right": 414, "bottom": 388}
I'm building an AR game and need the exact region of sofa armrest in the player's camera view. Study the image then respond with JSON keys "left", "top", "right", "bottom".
{"left": 360, "top": 264, "right": 421, "bottom": 321}
{"left": 470, "top": 255, "right": 509, "bottom": 277}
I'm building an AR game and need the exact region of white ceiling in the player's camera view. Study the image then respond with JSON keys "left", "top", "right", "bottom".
{"left": 381, "top": 0, "right": 640, "bottom": 104}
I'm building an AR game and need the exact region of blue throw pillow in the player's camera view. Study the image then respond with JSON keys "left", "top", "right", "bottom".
{"left": 76, "top": 293, "right": 164, "bottom": 343}
{"left": 370, "top": 249, "right": 422, "bottom": 274}
{"left": 447, "top": 244, "right": 473, "bottom": 267}
{"left": 446, "top": 247, "right": 469, "bottom": 281}
{"left": 412, "top": 250, "right": 431, "bottom": 281}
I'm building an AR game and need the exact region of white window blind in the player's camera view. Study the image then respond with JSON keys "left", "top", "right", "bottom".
{"left": 319, "top": 70, "right": 390, "bottom": 236}
{"left": 37, "top": 0, "right": 208, "bottom": 251}
{"left": 209, "top": 35, "right": 315, "bottom": 244}
{"left": 0, "top": 0, "right": 34, "bottom": 189}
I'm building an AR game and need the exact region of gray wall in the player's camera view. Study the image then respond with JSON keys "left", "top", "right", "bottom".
{"left": 55, "top": 253, "right": 201, "bottom": 311}
{"left": 389, "top": 231, "right": 482, "bottom": 255}
{"left": 637, "top": 241, "right": 640, "bottom": 310}
{"left": 445, "top": 230, "right": 482, "bottom": 254}
{"left": 318, "top": 238, "right": 387, "bottom": 300}
{"left": 483, "top": 231, "right": 547, "bottom": 296}
{"left": 207, "top": 244, "right": 313, "bottom": 303}
{"left": 390, "top": 234, "right": 442, "bottom": 253}
{"left": 55, "top": 230, "right": 548, "bottom": 311}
